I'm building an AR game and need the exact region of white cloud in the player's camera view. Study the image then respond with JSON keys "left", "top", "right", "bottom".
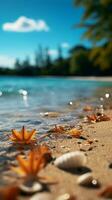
{"left": 0, "top": 55, "right": 15, "bottom": 67}
{"left": 2, "top": 16, "right": 50, "bottom": 32}
{"left": 61, "top": 42, "right": 70, "bottom": 48}
{"left": 48, "top": 49, "right": 58, "bottom": 56}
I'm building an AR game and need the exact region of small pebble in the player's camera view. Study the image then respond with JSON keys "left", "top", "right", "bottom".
{"left": 77, "top": 141, "right": 82, "bottom": 144}
{"left": 80, "top": 136, "right": 87, "bottom": 140}
{"left": 80, "top": 148, "right": 86, "bottom": 152}
{"left": 52, "top": 146, "right": 56, "bottom": 149}
{"left": 67, "top": 135, "right": 72, "bottom": 139}
{"left": 88, "top": 147, "right": 93, "bottom": 151}
{"left": 94, "top": 139, "right": 99, "bottom": 142}
{"left": 61, "top": 146, "right": 66, "bottom": 149}
{"left": 87, "top": 140, "right": 93, "bottom": 144}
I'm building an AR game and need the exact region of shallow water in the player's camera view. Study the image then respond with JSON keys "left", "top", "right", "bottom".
{"left": 0, "top": 76, "right": 112, "bottom": 132}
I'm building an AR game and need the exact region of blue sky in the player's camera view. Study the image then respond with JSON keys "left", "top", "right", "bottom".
{"left": 0, "top": 0, "right": 91, "bottom": 67}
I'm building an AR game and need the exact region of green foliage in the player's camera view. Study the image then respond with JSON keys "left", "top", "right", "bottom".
{"left": 70, "top": 49, "right": 93, "bottom": 76}
{"left": 74, "top": 0, "right": 112, "bottom": 42}
{"left": 90, "top": 42, "right": 112, "bottom": 70}
{"left": 0, "top": 42, "right": 111, "bottom": 76}
{"left": 74, "top": 0, "right": 112, "bottom": 71}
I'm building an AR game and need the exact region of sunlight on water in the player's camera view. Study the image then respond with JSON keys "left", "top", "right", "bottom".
{"left": 105, "top": 93, "right": 110, "bottom": 98}
{"left": 19, "top": 89, "right": 28, "bottom": 96}
{"left": 19, "top": 89, "right": 29, "bottom": 107}
{"left": 0, "top": 91, "right": 2, "bottom": 96}
{"left": 0, "top": 76, "right": 112, "bottom": 131}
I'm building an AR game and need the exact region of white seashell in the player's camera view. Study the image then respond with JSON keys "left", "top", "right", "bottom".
{"left": 54, "top": 151, "right": 87, "bottom": 169}
{"left": 56, "top": 193, "right": 73, "bottom": 200}
{"left": 77, "top": 173, "right": 93, "bottom": 186}
{"left": 30, "top": 192, "right": 53, "bottom": 200}
{"left": 19, "top": 181, "right": 43, "bottom": 194}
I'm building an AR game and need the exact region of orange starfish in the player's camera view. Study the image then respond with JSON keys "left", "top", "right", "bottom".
{"left": 87, "top": 114, "right": 97, "bottom": 123}
{"left": 37, "top": 144, "right": 52, "bottom": 162}
{"left": 51, "top": 125, "right": 65, "bottom": 133}
{"left": 11, "top": 145, "right": 51, "bottom": 180}
{"left": 66, "top": 128, "right": 82, "bottom": 138}
{"left": 87, "top": 113, "right": 111, "bottom": 123}
{"left": 10, "top": 126, "right": 37, "bottom": 144}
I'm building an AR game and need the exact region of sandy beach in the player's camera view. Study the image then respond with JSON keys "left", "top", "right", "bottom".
{"left": 0, "top": 109, "right": 112, "bottom": 200}
{"left": 45, "top": 119, "right": 112, "bottom": 200}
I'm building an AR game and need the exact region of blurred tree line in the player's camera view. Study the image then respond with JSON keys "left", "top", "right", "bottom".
{"left": 74, "top": 0, "right": 112, "bottom": 75}
{"left": 0, "top": 0, "right": 111, "bottom": 76}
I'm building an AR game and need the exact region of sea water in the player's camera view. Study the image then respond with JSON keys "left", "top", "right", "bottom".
{"left": 0, "top": 76, "right": 112, "bottom": 132}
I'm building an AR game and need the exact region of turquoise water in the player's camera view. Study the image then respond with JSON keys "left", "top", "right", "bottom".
{"left": 0, "top": 76, "right": 112, "bottom": 131}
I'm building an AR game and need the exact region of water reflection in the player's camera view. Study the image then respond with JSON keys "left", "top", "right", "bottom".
{"left": 18, "top": 89, "right": 29, "bottom": 107}
{"left": 0, "top": 91, "right": 2, "bottom": 96}
{"left": 105, "top": 93, "right": 110, "bottom": 99}
{"left": 18, "top": 89, "right": 28, "bottom": 96}
{"left": 69, "top": 101, "right": 73, "bottom": 105}
{"left": 99, "top": 91, "right": 111, "bottom": 112}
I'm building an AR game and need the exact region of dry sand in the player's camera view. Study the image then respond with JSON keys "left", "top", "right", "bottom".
{"left": 0, "top": 115, "right": 112, "bottom": 200}
{"left": 42, "top": 120, "right": 112, "bottom": 200}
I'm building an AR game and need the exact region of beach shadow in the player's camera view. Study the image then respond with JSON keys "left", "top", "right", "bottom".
{"left": 0, "top": 142, "right": 37, "bottom": 173}
{"left": 81, "top": 182, "right": 101, "bottom": 189}
{"left": 20, "top": 183, "right": 50, "bottom": 196}
{"left": 0, "top": 144, "right": 39, "bottom": 174}
{"left": 60, "top": 166, "right": 92, "bottom": 175}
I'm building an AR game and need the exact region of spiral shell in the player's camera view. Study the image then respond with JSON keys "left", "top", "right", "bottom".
{"left": 54, "top": 151, "right": 87, "bottom": 169}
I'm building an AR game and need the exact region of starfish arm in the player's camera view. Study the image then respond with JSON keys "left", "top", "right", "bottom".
{"left": 38, "top": 145, "right": 51, "bottom": 157}
{"left": 29, "top": 151, "right": 35, "bottom": 173}
{"left": 25, "top": 129, "right": 36, "bottom": 141}
{"left": 11, "top": 166, "right": 26, "bottom": 176}
{"left": 11, "top": 130, "right": 22, "bottom": 140}
{"left": 10, "top": 136, "right": 17, "bottom": 141}
{"left": 17, "top": 155, "right": 30, "bottom": 174}
{"left": 21, "top": 126, "right": 26, "bottom": 140}
{"left": 34, "top": 156, "right": 46, "bottom": 174}
{"left": 25, "top": 140, "right": 34, "bottom": 144}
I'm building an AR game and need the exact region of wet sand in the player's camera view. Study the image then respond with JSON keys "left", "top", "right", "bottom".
{"left": 68, "top": 76, "right": 112, "bottom": 82}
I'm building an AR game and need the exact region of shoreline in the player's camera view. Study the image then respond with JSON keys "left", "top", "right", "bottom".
{"left": 0, "top": 75, "right": 112, "bottom": 82}
{"left": 67, "top": 76, "right": 112, "bottom": 82}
